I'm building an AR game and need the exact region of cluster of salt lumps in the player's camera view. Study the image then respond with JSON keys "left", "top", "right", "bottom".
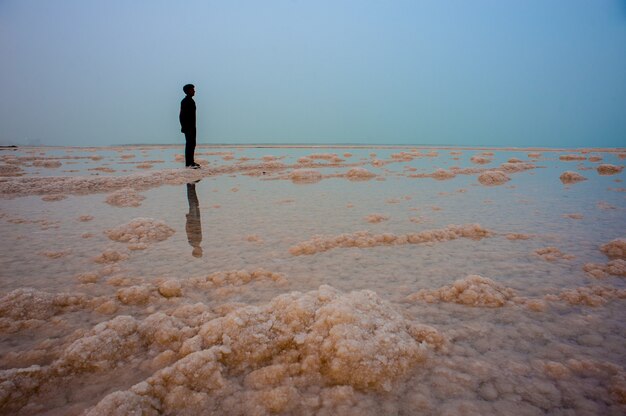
{"left": 364, "top": 214, "right": 389, "bottom": 223}
{"left": 406, "top": 275, "right": 516, "bottom": 307}
{"left": 289, "top": 169, "right": 322, "bottom": 183}
{"left": 345, "top": 167, "right": 375, "bottom": 180}
{"left": 534, "top": 247, "right": 575, "bottom": 261}
{"left": 560, "top": 171, "right": 587, "bottom": 184}
{"left": 583, "top": 260, "right": 626, "bottom": 278}
{"left": 597, "top": 164, "right": 623, "bottom": 175}
{"left": 0, "top": 288, "right": 89, "bottom": 333}
{"left": 559, "top": 154, "right": 586, "bottom": 161}
{"left": 478, "top": 171, "right": 510, "bottom": 186}
{"left": 105, "top": 187, "right": 145, "bottom": 207}
{"left": 584, "top": 238, "right": 626, "bottom": 278}
{"left": 84, "top": 285, "right": 443, "bottom": 415}
{"left": 306, "top": 153, "right": 343, "bottom": 163}
{"left": 93, "top": 249, "right": 129, "bottom": 264}
{"left": 545, "top": 286, "right": 626, "bottom": 306}
{"left": 188, "top": 269, "right": 286, "bottom": 289}
{"left": 470, "top": 156, "right": 492, "bottom": 165}
{"left": 105, "top": 218, "right": 175, "bottom": 244}
{"left": 600, "top": 238, "right": 626, "bottom": 259}
{"left": 289, "top": 224, "right": 492, "bottom": 256}
{"left": 0, "top": 164, "right": 23, "bottom": 176}
{"left": 32, "top": 160, "right": 62, "bottom": 168}
{"left": 430, "top": 168, "right": 456, "bottom": 180}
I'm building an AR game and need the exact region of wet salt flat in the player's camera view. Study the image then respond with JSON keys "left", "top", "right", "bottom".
{"left": 0, "top": 144, "right": 625, "bottom": 415}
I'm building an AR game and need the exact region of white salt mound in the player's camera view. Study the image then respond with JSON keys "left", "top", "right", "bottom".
{"left": 407, "top": 275, "right": 516, "bottom": 307}
{"left": 105, "top": 218, "right": 175, "bottom": 244}
{"left": 478, "top": 171, "right": 510, "bottom": 186}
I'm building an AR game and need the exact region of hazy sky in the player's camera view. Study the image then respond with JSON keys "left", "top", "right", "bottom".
{"left": 1, "top": 0, "right": 625, "bottom": 147}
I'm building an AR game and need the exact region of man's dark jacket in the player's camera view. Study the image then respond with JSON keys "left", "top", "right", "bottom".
{"left": 179, "top": 96, "right": 196, "bottom": 133}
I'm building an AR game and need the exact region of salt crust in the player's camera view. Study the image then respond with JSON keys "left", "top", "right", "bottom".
{"left": 559, "top": 154, "right": 586, "bottom": 161}
{"left": 364, "top": 214, "right": 389, "bottom": 223}
{"left": 583, "top": 260, "right": 626, "bottom": 278}
{"left": 597, "top": 164, "right": 623, "bottom": 175}
{"left": 289, "top": 169, "right": 322, "bottom": 183}
{"left": 83, "top": 286, "right": 443, "bottom": 415}
{"left": 534, "top": 247, "right": 575, "bottom": 261}
{"left": 105, "top": 187, "right": 146, "bottom": 207}
{"left": 478, "top": 171, "right": 510, "bottom": 186}
{"left": 0, "top": 164, "right": 23, "bottom": 176}
{"left": 41, "top": 194, "right": 67, "bottom": 201}
{"left": 345, "top": 167, "right": 375, "bottom": 180}
{"left": 545, "top": 286, "right": 626, "bottom": 306}
{"left": 289, "top": 224, "right": 492, "bottom": 256}
{"left": 406, "top": 275, "right": 516, "bottom": 307}
{"left": 0, "top": 288, "right": 89, "bottom": 333}
{"left": 559, "top": 171, "right": 587, "bottom": 184}
{"left": 470, "top": 156, "right": 491, "bottom": 165}
{"left": 32, "top": 160, "right": 62, "bottom": 168}
{"left": 105, "top": 218, "right": 175, "bottom": 244}
{"left": 601, "top": 238, "right": 626, "bottom": 259}
{"left": 0, "top": 286, "right": 444, "bottom": 415}
{"left": 93, "top": 249, "right": 129, "bottom": 264}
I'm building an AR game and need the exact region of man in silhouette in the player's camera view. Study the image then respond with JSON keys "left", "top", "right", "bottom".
{"left": 186, "top": 181, "right": 203, "bottom": 257}
{"left": 180, "top": 84, "right": 200, "bottom": 169}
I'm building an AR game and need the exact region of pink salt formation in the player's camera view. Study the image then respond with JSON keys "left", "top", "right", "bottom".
{"left": 559, "top": 171, "right": 587, "bottom": 184}
{"left": 597, "top": 164, "right": 624, "bottom": 175}
{"left": 545, "top": 286, "right": 626, "bottom": 306}
{"left": 105, "top": 218, "right": 175, "bottom": 244}
{"left": 345, "top": 167, "right": 376, "bottom": 180}
{"left": 289, "top": 169, "right": 322, "bottom": 183}
{"left": 478, "top": 171, "right": 510, "bottom": 186}
{"left": 534, "top": 247, "right": 575, "bottom": 261}
{"left": 600, "top": 238, "right": 626, "bottom": 259}
{"left": 470, "top": 156, "right": 492, "bottom": 165}
{"left": 364, "top": 214, "right": 389, "bottom": 223}
{"left": 105, "top": 188, "right": 146, "bottom": 207}
{"left": 406, "top": 275, "right": 516, "bottom": 307}
{"left": 583, "top": 260, "right": 626, "bottom": 278}
{"left": 289, "top": 224, "right": 492, "bottom": 256}
{"left": 559, "top": 154, "right": 586, "bottom": 161}
{"left": 84, "top": 286, "right": 443, "bottom": 415}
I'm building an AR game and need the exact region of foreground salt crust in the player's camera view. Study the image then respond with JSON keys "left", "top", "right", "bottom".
{"left": 0, "top": 286, "right": 444, "bottom": 415}
{"left": 289, "top": 224, "right": 492, "bottom": 255}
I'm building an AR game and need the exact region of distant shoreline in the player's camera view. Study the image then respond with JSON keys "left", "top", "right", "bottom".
{"left": 2, "top": 143, "right": 624, "bottom": 152}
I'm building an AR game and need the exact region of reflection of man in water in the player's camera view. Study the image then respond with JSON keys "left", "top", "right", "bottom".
{"left": 186, "top": 182, "right": 203, "bottom": 257}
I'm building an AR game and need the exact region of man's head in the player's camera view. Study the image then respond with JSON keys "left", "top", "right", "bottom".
{"left": 183, "top": 84, "right": 195, "bottom": 96}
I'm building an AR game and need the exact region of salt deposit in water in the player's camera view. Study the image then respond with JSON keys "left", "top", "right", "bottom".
{"left": 289, "top": 224, "right": 492, "bottom": 256}
{"left": 478, "top": 171, "right": 510, "bottom": 186}
{"left": 105, "top": 218, "right": 175, "bottom": 244}
{"left": 105, "top": 188, "right": 146, "bottom": 207}
{"left": 597, "top": 164, "right": 624, "bottom": 175}
{"left": 406, "top": 275, "right": 516, "bottom": 307}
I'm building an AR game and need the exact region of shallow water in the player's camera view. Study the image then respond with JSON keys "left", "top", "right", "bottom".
{"left": 0, "top": 145, "right": 625, "bottom": 415}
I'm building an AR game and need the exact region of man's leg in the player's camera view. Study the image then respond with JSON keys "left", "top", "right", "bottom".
{"left": 185, "top": 129, "right": 197, "bottom": 166}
